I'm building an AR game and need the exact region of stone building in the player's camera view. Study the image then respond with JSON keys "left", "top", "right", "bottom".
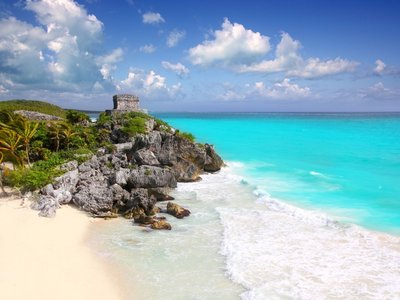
{"left": 106, "top": 94, "right": 144, "bottom": 115}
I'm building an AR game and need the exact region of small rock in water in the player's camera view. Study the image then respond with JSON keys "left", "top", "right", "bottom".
{"left": 150, "top": 219, "right": 172, "bottom": 230}
{"left": 166, "top": 202, "right": 191, "bottom": 219}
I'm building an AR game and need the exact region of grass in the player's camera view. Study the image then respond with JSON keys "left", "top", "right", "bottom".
{"left": 0, "top": 100, "right": 66, "bottom": 118}
{"left": 176, "top": 131, "right": 195, "bottom": 142}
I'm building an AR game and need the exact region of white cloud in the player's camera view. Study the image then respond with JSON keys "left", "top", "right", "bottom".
{"left": 0, "top": 85, "right": 8, "bottom": 94}
{"left": 166, "top": 29, "right": 185, "bottom": 48}
{"left": 139, "top": 44, "right": 156, "bottom": 53}
{"left": 97, "top": 48, "right": 124, "bottom": 80}
{"left": 238, "top": 32, "right": 358, "bottom": 78}
{"left": 142, "top": 12, "right": 165, "bottom": 24}
{"left": 220, "top": 78, "right": 310, "bottom": 101}
{"left": 188, "top": 18, "right": 270, "bottom": 66}
{"left": 253, "top": 78, "right": 310, "bottom": 99}
{"left": 237, "top": 32, "right": 302, "bottom": 73}
{"left": 0, "top": 0, "right": 121, "bottom": 93}
{"left": 188, "top": 21, "right": 358, "bottom": 79}
{"left": 374, "top": 59, "right": 386, "bottom": 75}
{"left": 161, "top": 61, "right": 189, "bottom": 77}
{"left": 288, "top": 57, "right": 359, "bottom": 78}
{"left": 119, "top": 68, "right": 182, "bottom": 99}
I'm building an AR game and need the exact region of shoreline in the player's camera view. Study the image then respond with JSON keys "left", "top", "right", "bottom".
{"left": 0, "top": 192, "right": 125, "bottom": 300}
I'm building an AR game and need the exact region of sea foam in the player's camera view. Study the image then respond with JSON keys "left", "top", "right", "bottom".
{"left": 215, "top": 165, "right": 400, "bottom": 299}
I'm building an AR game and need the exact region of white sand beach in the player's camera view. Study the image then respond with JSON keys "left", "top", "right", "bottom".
{"left": 0, "top": 192, "right": 124, "bottom": 300}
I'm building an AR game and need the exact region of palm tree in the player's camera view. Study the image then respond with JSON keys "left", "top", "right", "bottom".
{"left": 0, "top": 129, "right": 24, "bottom": 168}
{"left": 0, "top": 152, "right": 8, "bottom": 196}
{"left": 48, "top": 122, "right": 62, "bottom": 152}
{"left": 0, "top": 112, "right": 39, "bottom": 165}
{"left": 11, "top": 117, "right": 39, "bottom": 165}
{"left": 60, "top": 122, "right": 78, "bottom": 150}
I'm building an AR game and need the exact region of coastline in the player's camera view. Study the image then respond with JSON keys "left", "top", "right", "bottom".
{"left": 0, "top": 192, "right": 125, "bottom": 300}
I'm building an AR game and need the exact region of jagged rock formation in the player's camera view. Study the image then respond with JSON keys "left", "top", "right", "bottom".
{"left": 32, "top": 116, "right": 223, "bottom": 230}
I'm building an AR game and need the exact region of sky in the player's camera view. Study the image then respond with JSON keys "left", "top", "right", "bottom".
{"left": 0, "top": 0, "right": 399, "bottom": 112}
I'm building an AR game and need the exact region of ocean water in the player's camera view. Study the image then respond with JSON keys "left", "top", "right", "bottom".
{"left": 89, "top": 113, "right": 400, "bottom": 299}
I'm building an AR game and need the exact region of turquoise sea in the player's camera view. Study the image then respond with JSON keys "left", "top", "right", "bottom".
{"left": 90, "top": 113, "right": 400, "bottom": 299}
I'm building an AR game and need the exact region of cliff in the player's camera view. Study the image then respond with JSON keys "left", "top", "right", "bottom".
{"left": 32, "top": 114, "right": 223, "bottom": 230}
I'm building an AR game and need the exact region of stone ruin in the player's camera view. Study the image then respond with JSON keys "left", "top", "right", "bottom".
{"left": 106, "top": 94, "right": 143, "bottom": 115}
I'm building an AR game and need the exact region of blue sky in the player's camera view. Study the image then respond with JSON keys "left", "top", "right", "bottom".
{"left": 0, "top": 0, "right": 399, "bottom": 111}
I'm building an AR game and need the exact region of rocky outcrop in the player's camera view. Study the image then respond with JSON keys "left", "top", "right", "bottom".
{"left": 32, "top": 114, "right": 223, "bottom": 230}
{"left": 15, "top": 110, "right": 63, "bottom": 121}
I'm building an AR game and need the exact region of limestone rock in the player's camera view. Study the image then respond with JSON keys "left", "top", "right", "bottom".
{"left": 148, "top": 187, "right": 174, "bottom": 201}
{"left": 166, "top": 202, "right": 191, "bottom": 219}
{"left": 134, "top": 149, "right": 160, "bottom": 166}
{"left": 53, "top": 169, "right": 79, "bottom": 194}
{"left": 59, "top": 160, "right": 78, "bottom": 172}
{"left": 127, "top": 166, "right": 177, "bottom": 189}
{"left": 72, "top": 183, "right": 114, "bottom": 216}
{"left": 174, "top": 158, "right": 201, "bottom": 182}
{"left": 204, "top": 144, "right": 223, "bottom": 172}
{"left": 31, "top": 195, "right": 61, "bottom": 218}
{"left": 14, "top": 110, "right": 63, "bottom": 121}
{"left": 150, "top": 219, "right": 172, "bottom": 230}
{"left": 114, "top": 142, "right": 133, "bottom": 153}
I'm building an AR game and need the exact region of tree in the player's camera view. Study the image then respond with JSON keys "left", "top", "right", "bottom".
{"left": 48, "top": 122, "right": 62, "bottom": 152}
{"left": 60, "top": 122, "right": 78, "bottom": 150}
{"left": 0, "top": 152, "right": 8, "bottom": 196}
{"left": 0, "top": 112, "right": 38, "bottom": 165}
{"left": 0, "top": 128, "right": 24, "bottom": 168}
{"left": 11, "top": 117, "right": 39, "bottom": 165}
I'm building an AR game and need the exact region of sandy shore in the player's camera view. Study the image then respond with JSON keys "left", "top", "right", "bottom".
{"left": 0, "top": 192, "right": 124, "bottom": 300}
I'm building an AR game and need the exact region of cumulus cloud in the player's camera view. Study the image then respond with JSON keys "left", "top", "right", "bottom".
{"left": 97, "top": 48, "right": 124, "bottom": 80}
{"left": 374, "top": 59, "right": 386, "bottom": 75}
{"left": 0, "top": 0, "right": 121, "bottom": 93}
{"left": 142, "top": 12, "right": 165, "bottom": 24}
{"left": 237, "top": 32, "right": 302, "bottom": 73}
{"left": 161, "top": 61, "right": 189, "bottom": 77}
{"left": 119, "top": 68, "right": 182, "bottom": 99}
{"left": 139, "top": 44, "right": 156, "bottom": 53}
{"left": 166, "top": 29, "right": 185, "bottom": 48}
{"left": 188, "top": 18, "right": 270, "bottom": 66}
{"left": 238, "top": 32, "right": 358, "bottom": 78}
{"left": 188, "top": 20, "right": 358, "bottom": 79}
{"left": 371, "top": 59, "right": 400, "bottom": 76}
{"left": 220, "top": 78, "right": 310, "bottom": 101}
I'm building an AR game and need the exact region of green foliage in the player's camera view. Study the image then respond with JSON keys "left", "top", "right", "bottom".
{"left": 30, "top": 140, "right": 52, "bottom": 161}
{"left": 0, "top": 100, "right": 66, "bottom": 118}
{"left": 4, "top": 148, "right": 93, "bottom": 191}
{"left": 66, "top": 110, "right": 90, "bottom": 124}
{"left": 176, "top": 130, "right": 195, "bottom": 142}
{"left": 4, "top": 167, "right": 59, "bottom": 192}
{"left": 121, "top": 116, "right": 147, "bottom": 136}
{"left": 0, "top": 128, "right": 24, "bottom": 167}
{"left": 57, "top": 148, "right": 93, "bottom": 164}
{"left": 97, "top": 112, "right": 112, "bottom": 126}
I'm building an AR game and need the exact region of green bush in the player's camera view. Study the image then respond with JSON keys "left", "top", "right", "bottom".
{"left": 66, "top": 110, "right": 90, "bottom": 124}
{"left": 97, "top": 112, "right": 112, "bottom": 126}
{"left": 121, "top": 116, "right": 147, "bottom": 136}
{"left": 4, "top": 148, "right": 94, "bottom": 191}
{"left": 4, "top": 166, "right": 63, "bottom": 192}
